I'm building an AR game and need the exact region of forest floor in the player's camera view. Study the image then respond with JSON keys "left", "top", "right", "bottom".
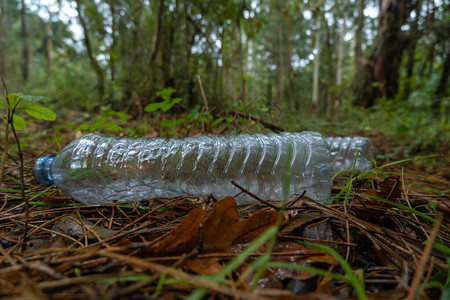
{"left": 0, "top": 117, "right": 449, "bottom": 299}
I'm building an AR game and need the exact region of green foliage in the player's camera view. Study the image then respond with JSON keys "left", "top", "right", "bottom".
{"left": 75, "top": 109, "right": 132, "bottom": 133}
{"left": 144, "top": 88, "right": 182, "bottom": 113}
{"left": 1, "top": 93, "right": 56, "bottom": 131}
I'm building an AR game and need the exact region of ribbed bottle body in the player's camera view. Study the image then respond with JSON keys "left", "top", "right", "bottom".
{"left": 37, "top": 132, "right": 333, "bottom": 204}
{"left": 325, "top": 136, "right": 374, "bottom": 173}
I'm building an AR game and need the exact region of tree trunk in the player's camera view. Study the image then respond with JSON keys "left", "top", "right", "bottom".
{"left": 46, "top": 9, "right": 54, "bottom": 74}
{"left": 277, "top": 18, "right": 284, "bottom": 107}
{"left": 323, "top": 14, "right": 335, "bottom": 119}
{"left": 354, "top": 0, "right": 414, "bottom": 107}
{"left": 404, "top": 1, "right": 422, "bottom": 99}
{"left": 434, "top": 50, "right": 450, "bottom": 99}
{"left": 58, "top": 1, "right": 67, "bottom": 64}
{"left": 21, "top": 0, "right": 30, "bottom": 82}
{"left": 310, "top": 15, "right": 321, "bottom": 115}
{"left": 335, "top": 3, "right": 346, "bottom": 121}
{"left": 75, "top": 0, "right": 105, "bottom": 100}
{"left": 0, "top": 0, "right": 7, "bottom": 76}
{"left": 109, "top": 1, "right": 116, "bottom": 82}
{"left": 150, "top": 0, "right": 163, "bottom": 65}
{"left": 352, "top": 0, "right": 365, "bottom": 106}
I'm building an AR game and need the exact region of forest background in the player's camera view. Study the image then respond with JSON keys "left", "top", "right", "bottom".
{"left": 0, "top": 1, "right": 449, "bottom": 298}
{"left": 0, "top": 0, "right": 449, "bottom": 154}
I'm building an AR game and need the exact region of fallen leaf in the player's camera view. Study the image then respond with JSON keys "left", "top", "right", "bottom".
{"left": 202, "top": 196, "right": 241, "bottom": 252}
{"left": 144, "top": 208, "right": 206, "bottom": 254}
{"left": 353, "top": 176, "right": 401, "bottom": 221}
{"left": 314, "top": 276, "right": 332, "bottom": 294}
{"left": 53, "top": 214, "right": 116, "bottom": 240}
{"left": 183, "top": 257, "right": 223, "bottom": 275}
{"left": 202, "top": 196, "right": 282, "bottom": 252}
{"left": 147, "top": 210, "right": 180, "bottom": 222}
{"left": 279, "top": 214, "right": 327, "bottom": 237}
{"left": 367, "top": 176, "right": 402, "bottom": 201}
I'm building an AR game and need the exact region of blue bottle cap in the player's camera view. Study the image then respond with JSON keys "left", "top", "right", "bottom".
{"left": 33, "top": 155, "right": 56, "bottom": 184}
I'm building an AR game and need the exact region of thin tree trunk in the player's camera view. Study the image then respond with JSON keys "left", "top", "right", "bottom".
{"left": 150, "top": 0, "right": 163, "bottom": 64}
{"left": 323, "top": 15, "right": 334, "bottom": 119}
{"left": 404, "top": 1, "right": 422, "bottom": 99}
{"left": 310, "top": 16, "right": 321, "bottom": 115}
{"left": 434, "top": 50, "right": 450, "bottom": 99}
{"left": 285, "top": 13, "right": 296, "bottom": 111}
{"left": 109, "top": 1, "right": 116, "bottom": 82}
{"left": 21, "top": 0, "right": 30, "bottom": 82}
{"left": 277, "top": 19, "right": 284, "bottom": 107}
{"left": 352, "top": 0, "right": 365, "bottom": 106}
{"left": 231, "top": 23, "right": 240, "bottom": 103}
{"left": 241, "top": 33, "right": 248, "bottom": 105}
{"left": 0, "top": 0, "right": 7, "bottom": 76}
{"left": 335, "top": 14, "right": 345, "bottom": 120}
{"left": 75, "top": 0, "right": 105, "bottom": 100}
{"left": 58, "top": 1, "right": 67, "bottom": 64}
{"left": 46, "top": 9, "right": 54, "bottom": 74}
{"left": 221, "top": 28, "right": 228, "bottom": 102}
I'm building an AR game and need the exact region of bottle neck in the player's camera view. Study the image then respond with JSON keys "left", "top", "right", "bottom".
{"left": 33, "top": 155, "right": 56, "bottom": 184}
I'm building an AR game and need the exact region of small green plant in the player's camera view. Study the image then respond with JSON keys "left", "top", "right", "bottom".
{"left": 144, "top": 87, "right": 182, "bottom": 113}
{"left": 146, "top": 88, "right": 233, "bottom": 137}
{"left": 0, "top": 93, "right": 56, "bottom": 130}
{"left": 75, "top": 109, "right": 132, "bottom": 133}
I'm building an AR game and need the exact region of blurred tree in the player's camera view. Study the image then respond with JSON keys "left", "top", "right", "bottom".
{"left": 310, "top": 7, "right": 321, "bottom": 115}
{"left": 75, "top": 0, "right": 105, "bottom": 101}
{"left": 21, "top": 0, "right": 30, "bottom": 82}
{"left": 354, "top": 0, "right": 418, "bottom": 107}
{"left": 0, "top": 0, "right": 7, "bottom": 76}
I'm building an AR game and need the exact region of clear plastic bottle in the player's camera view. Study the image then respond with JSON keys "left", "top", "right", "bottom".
{"left": 325, "top": 136, "right": 374, "bottom": 173}
{"left": 34, "top": 132, "right": 334, "bottom": 205}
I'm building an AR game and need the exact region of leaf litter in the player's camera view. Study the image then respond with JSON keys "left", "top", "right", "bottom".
{"left": 0, "top": 137, "right": 449, "bottom": 299}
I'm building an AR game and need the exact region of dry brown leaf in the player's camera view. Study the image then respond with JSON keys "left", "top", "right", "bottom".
{"left": 202, "top": 196, "right": 241, "bottom": 252}
{"left": 144, "top": 208, "right": 206, "bottom": 254}
{"left": 236, "top": 210, "right": 280, "bottom": 242}
{"left": 183, "top": 257, "right": 223, "bottom": 275}
{"left": 367, "top": 176, "right": 402, "bottom": 201}
{"left": 353, "top": 176, "right": 401, "bottom": 221}
{"left": 279, "top": 214, "right": 327, "bottom": 237}
{"left": 314, "top": 276, "right": 332, "bottom": 294}
{"left": 275, "top": 242, "right": 338, "bottom": 280}
{"left": 202, "top": 196, "right": 281, "bottom": 252}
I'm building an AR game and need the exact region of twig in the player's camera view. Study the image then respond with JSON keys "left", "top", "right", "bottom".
{"left": 231, "top": 180, "right": 278, "bottom": 210}
{"left": 196, "top": 75, "right": 210, "bottom": 134}
{"left": 196, "top": 74, "right": 209, "bottom": 112}
{"left": 0, "top": 75, "right": 10, "bottom": 182}
{"left": 231, "top": 110, "right": 285, "bottom": 132}
{"left": 0, "top": 77, "right": 28, "bottom": 252}
{"left": 402, "top": 167, "right": 429, "bottom": 239}
{"left": 405, "top": 215, "right": 443, "bottom": 300}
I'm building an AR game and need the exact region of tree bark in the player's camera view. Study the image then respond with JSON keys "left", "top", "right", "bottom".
{"left": 21, "top": 0, "right": 30, "bottom": 82}
{"left": 352, "top": 0, "right": 366, "bottom": 106}
{"left": 335, "top": 19, "right": 345, "bottom": 120}
{"left": 75, "top": 0, "right": 105, "bottom": 100}
{"left": 0, "top": 0, "right": 7, "bottom": 76}
{"left": 46, "top": 9, "right": 54, "bottom": 74}
{"left": 354, "top": 0, "right": 415, "bottom": 107}
{"left": 310, "top": 14, "right": 321, "bottom": 115}
{"left": 323, "top": 14, "right": 335, "bottom": 119}
{"left": 109, "top": 1, "right": 116, "bottom": 82}
{"left": 435, "top": 50, "right": 450, "bottom": 98}
{"left": 404, "top": 1, "right": 422, "bottom": 99}
{"left": 150, "top": 0, "right": 163, "bottom": 65}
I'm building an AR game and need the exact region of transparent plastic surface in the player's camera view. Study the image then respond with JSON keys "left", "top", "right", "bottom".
{"left": 34, "top": 132, "right": 334, "bottom": 205}
{"left": 325, "top": 136, "right": 374, "bottom": 173}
